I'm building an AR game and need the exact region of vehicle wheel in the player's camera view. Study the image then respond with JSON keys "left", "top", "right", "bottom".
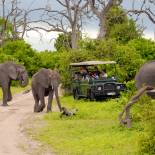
{"left": 88, "top": 90, "right": 95, "bottom": 101}
{"left": 73, "top": 89, "right": 80, "bottom": 100}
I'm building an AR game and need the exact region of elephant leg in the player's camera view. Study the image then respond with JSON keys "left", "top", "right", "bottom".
{"left": 7, "top": 82, "right": 12, "bottom": 102}
{"left": 118, "top": 86, "right": 153, "bottom": 128}
{"left": 47, "top": 90, "right": 54, "bottom": 112}
{"left": 33, "top": 94, "right": 39, "bottom": 112}
{"left": 54, "top": 86, "right": 62, "bottom": 112}
{"left": 7, "top": 88, "right": 12, "bottom": 101}
{"left": 32, "top": 88, "right": 39, "bottom": 112}
{"left": 2, "top": 85, "right": 9, "bottom": 106}
{"left": 38, "top": 88, "right": 46, "bottom": 112}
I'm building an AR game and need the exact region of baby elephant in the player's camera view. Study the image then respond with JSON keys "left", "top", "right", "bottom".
{"left": 31, "top": 68, "right": 62, "bottom": 112}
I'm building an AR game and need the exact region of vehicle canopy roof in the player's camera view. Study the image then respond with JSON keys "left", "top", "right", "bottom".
{"left": 70, "top": 60, "right": 116, "bottom": 67}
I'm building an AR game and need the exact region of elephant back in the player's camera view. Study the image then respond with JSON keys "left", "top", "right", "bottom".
{"left": 32, "top": 68, "right": 51, "bottom": 88}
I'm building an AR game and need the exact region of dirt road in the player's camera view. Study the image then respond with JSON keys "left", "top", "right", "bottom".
{"left": 0, "top": 91, "right": 51, "bottom": 155}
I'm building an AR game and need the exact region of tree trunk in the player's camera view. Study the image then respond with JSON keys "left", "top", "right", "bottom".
{"left": 71, "top": 26, "right": 78, "bottom": 49}
{"left": 0, "top": 0, "right": 5, "bottom": 46}
{"left": 71, "top": 33, "right": 77, "bottom": 49}
{"left": 98, "top": 16, "right": 107, "bottom": 39}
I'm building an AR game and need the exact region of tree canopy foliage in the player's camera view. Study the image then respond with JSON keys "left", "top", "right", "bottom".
{"left": 105, "top": 6, "right": 142, "bottom": 43}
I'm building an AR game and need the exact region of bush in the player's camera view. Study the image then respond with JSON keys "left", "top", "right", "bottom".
{"left": 114, "top": 44, "right": 145, "bottom": 81}
{"left": 137, "top": 96, "right": 155, "bottom": 154}
{"left": 139, "top": 130, "right": 155, "bottom": 154}
{"left": 128, "top": 38, "right": 155, "bottom": 60}
{"left": 2, "top": 40, "right": 39, "bottom": 76}
{"left": 0, "top": 53, "right": 18, "bottom": 63}
{"left": 54, "top": 33, "right": 72, "bottom": 51}
{"left": 38, "top": 51, "right": 60, "bottom": 69}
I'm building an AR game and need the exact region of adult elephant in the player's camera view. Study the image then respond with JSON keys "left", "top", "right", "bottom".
{"left": 0, "top": 61, "right": 29, "bottom": 106}
{"left": 31, "top": 68, "right": 62, "bottom": 112}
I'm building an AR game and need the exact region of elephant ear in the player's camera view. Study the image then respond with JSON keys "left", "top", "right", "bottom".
{"left": 50, "top": 70, "right": 60, "bottom": 80}
{"left": 50, "top": 69, "right": 60, "bottom": 87}
{"left": 7, "top": 64, "right": 18, "bottom": 79}
{"left": 36, "top": 68, "right": 51, "bottom": 88}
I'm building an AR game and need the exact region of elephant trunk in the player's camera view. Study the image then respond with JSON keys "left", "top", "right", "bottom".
{"left": 54, "top": 85, "right": 62, "bottom": 112}
{"left": 19, "top": 71, "right": 29, "bottom": 87}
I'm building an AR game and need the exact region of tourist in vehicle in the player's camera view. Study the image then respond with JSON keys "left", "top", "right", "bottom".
{"left": 100, "top": 68, "right": 108, "bottom": 79}
{"left": 94, "top": 66, "right": 101, "bottom": 76}
{"left": 91, "top": 72, "right": 99, "bottom": 79}
{"left": 80, "top": 66, "right": 88, "bottom": 79}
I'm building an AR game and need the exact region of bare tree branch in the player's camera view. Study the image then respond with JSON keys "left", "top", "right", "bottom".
{"left": 128, "top": 9, "right": 155, "bottom": 24}
{"left": 127, "top": 0, "right": 155, "bottom": 24}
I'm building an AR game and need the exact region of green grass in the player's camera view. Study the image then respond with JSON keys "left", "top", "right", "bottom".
{"left": 29, "top": 96, "right": 149, "bottom": 155}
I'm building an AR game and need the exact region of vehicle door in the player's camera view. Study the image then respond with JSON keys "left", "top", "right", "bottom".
{"left": 80, "top": 79, "right": 89, "bottom": 97}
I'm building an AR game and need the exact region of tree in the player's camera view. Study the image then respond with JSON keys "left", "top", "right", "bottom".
{"left": 27, "top": 0, "right": 88, "bottom": 49}
{"left": 105, "top": 6, "right": 142, "bottom": 43}
{"left": 88, "top": 0, "right": 122, "bottom": 39}
{"left": 0, "top": 0, "right": 29, "bottom": 45}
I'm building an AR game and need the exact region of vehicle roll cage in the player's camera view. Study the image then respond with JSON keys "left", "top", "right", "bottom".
{"left": 70, "top": 61, "right": 116, "bottom": 67}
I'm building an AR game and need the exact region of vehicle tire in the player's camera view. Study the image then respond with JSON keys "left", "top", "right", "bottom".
{"left": 88, "top": 90, "right": 95, "bottom": 101}
{"left": 73, "top": 89, "right": 80, "bottom": 100}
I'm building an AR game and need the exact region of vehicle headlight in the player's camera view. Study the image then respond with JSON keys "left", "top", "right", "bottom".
{"left": 117, "top": 85, "right": 121, "bottom": 89}
{"left": 98, "top": 86, "right": 102, "bottom": 90}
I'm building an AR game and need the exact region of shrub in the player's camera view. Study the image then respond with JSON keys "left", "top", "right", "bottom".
{"left": 0, "top": 53, "right": 18, "bottom": 63}
{"left": 2, "top": 40, "right": 39, "bottom": 76}
{"left": 137, "top": 96, "right": 155, "bottom": 154}
{"left": 128, "top": 38, "right": 155, "bottom": 60}
{"left": 114, "top": 45, "right": 145, "bottom": 81}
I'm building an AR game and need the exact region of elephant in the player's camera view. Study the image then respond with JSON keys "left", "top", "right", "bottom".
{"left": 0, "top": 61, "right": 29, "bottom": 106}
{"left": 31, "top": 68, "right": 62, "bottom": 112}
{"left": 119, "top": 60, "right": 155, "bottom": 128}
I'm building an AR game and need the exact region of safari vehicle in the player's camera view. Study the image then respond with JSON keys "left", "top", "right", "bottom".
{"left": 70, "top": 61, "right": 125, "bottom": 100}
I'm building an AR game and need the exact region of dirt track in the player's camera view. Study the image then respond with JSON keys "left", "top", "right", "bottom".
{"left": 0, "top": 91, "right": 52, "bottom": 155}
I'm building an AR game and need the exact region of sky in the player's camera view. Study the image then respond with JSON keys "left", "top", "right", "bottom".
{"left": 2, "top": 0, "right": 155, "bottom": 51}
{"left": 24, "top": 26, "right": 98, "bottom": 51}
